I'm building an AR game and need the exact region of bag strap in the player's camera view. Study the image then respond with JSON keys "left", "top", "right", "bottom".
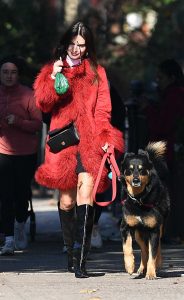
{"left": 92, "top": 144, "right": 120, "bottom": 207}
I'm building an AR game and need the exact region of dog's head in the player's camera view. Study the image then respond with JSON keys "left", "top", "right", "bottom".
{"left": 121, "top": 150, "right": 153, "bottom": 195}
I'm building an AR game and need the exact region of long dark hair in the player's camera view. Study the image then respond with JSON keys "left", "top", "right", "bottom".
{"left": 54, "top": 22, "right": 99, "bottom": 81}
{"left": 158, "top": 59, "right": 184, "bottom": 87}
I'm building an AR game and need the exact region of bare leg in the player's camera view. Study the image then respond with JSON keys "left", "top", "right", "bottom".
{"left": 59, "top": 188, "right": 76, "bottom": 211}
{"left": 76, "top": 172, "right": 94, "bottom": 206}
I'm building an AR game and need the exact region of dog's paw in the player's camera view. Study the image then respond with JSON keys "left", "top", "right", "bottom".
{"left": 137, "top": 267, "right": 146, "bottom": 275}
{"left": 125, "top": 264, "right": 134, "bottom": 275}
{"left": 145, "top": 271, "right": 157, "bottom": 280}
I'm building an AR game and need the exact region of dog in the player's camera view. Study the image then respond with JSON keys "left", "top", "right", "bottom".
{"left": 120, "top": 141, "right": 170, "bottom": 279}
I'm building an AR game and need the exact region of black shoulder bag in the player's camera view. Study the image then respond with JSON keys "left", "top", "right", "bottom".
{"left": 47, "top": 123, "right": 80, "bottom": 153}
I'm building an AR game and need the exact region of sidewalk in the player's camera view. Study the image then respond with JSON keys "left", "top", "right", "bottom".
{"left": 0, "top": 197, "right": 184, "bottom": 300}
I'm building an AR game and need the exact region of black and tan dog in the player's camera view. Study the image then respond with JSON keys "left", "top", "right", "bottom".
{"left": 120, "top": 141, "right": 170, "bottom": 279}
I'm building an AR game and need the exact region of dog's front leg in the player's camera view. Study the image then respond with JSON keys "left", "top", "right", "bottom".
{"left": 156, "top": 225, "right": 163, "bottom": 269}
{"left": 122, "top": 230, "right": 134, "bottom": 275}
{"left": 135, "top": 230, "right": 148, "bottom": 275}
{"left": 146, "top": 230, "right": 160, "bottom": 280}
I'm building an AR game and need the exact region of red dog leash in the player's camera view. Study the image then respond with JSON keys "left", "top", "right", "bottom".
{"left": 92, "top": 144, "right": 121, "bottom": 206}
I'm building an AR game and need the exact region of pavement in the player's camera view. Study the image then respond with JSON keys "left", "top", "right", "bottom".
{"left": 0, "top": 196, "right": 184, "bottom": 300}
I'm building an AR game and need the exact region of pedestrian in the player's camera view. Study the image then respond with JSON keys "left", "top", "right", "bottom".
{"left": 124, "top": 79, "right": 149, "bottom": 153}
{"left": 34, "top": 21, "right": 124, "bottom": 278}
{"left": 145, "top": 59, "right": 184, "bottom": 167}
{"left": 0, "top": 55, "right": 42, "bottom": 255}
{"left": 145, "top": 59, "right": 184, "bottom": 243}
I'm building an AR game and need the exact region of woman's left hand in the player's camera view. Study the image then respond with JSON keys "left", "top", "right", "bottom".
{"left": 52, "top": 59, "right": 63, "bottom": 76}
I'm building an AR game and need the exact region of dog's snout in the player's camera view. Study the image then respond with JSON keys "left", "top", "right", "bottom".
{"left": 132, "top": 178, "right": 140, "bottom": 184}
{"left": 132, "top": 177, "right": 141, "bottom": 187}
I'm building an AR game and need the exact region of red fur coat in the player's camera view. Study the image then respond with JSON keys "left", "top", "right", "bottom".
{"left": 34, "top": 58, "right": 124, "bottom": 192}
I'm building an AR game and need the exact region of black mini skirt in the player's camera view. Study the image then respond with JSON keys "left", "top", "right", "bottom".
{"left": 76, "top": 152, "right": 86, "bottom": 174}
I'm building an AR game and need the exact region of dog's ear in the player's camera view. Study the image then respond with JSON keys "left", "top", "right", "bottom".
{"left": 138, "top": 149, "right": 149, "bottom": 158}
{"left": 121, "top": 152, "right": 135, "bottom": 176}
{"left": 123, "top": 152, "right": 135, "bottom": 160}
{"left": 121, "top": 152, "right": 135, "bottom": 168}
{"left": 138, "top": 149, "right": 153, "bottom": 169}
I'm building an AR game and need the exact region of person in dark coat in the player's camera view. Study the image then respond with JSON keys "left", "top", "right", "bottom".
{"left": 145, "top": 59, "right": 184, "bottom": 243}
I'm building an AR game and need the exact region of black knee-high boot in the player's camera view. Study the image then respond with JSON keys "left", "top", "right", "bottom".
{"left": 58, "top": 206, "right": 76, "bottom": 272}
{"left": 74, "top": 204, "right": 94, "bottom": 278}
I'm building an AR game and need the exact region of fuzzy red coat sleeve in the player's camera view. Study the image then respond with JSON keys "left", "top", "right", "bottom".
{"left": 33, "top": 64, "right": 71, "bottom": 113}
{"left": 94, "top": 66, "right": 124, "bottom": 154}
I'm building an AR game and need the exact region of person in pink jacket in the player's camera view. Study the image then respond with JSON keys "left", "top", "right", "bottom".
{"left": 0, "top": 55, "right": 42, "bottom": 255}
{"left": 34, "top": 22, "right": 124, "bottom": 278}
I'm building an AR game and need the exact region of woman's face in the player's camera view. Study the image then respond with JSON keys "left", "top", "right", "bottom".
{"left": 0, "top": 62, "right": 19, "bottom": 87}
{"left": 67, "top": 35, "right": 86, "bottom": 60}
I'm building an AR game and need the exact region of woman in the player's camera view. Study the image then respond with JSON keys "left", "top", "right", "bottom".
{"left": 0, "top": 55, "right": 42, "bottom": 255}
{"left": 34, "top": 22, "right": 124, "bottom": 278}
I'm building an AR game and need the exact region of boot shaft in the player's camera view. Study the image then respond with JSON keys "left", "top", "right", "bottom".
{"left": 58, "top": 207, "right": 76, "bottom": 273}
{"left": 58, "top": 206, "right": 76, "bottom": 250}
{"left": 74, "top": 204, "right": 94, "bottom": 278}
{"left": 76, "top": 204, "right": 94, "bottom": 253}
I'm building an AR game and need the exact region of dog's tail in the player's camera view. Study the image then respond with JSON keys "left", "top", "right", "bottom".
{"left": 145, "top": 141, "right": 169, "bottom": 186}
{"left": 145, "top": 141, "right": 167, "bottom": 160}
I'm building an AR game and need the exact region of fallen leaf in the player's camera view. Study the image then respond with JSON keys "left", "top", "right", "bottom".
{"left": 80, "top": 289, "right": 97, "bottom": 294}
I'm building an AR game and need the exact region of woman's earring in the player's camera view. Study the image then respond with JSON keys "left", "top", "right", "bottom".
{"left": 86, "top": 52, "right": 88, "bottom": 57}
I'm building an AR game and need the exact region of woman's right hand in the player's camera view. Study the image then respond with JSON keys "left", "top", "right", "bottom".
{"left": 52, "top": 59, "right": 63, "bottom": 77}
{"left": 102, "top": 142, "right": 109, "bottom": 152}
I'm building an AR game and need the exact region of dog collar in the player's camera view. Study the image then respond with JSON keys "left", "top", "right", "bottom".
{"left": 124, "top": 192, "right": 154, "bottom": 208}
{"left": 128, "top": 193, "right": 144, "bottom": 205}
